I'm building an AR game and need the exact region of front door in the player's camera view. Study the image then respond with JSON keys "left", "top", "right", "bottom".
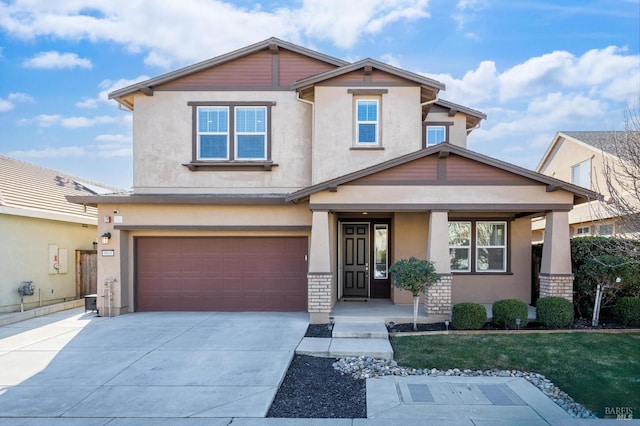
{"left": 342, "top": 223, "right": 369, "bottom": 297}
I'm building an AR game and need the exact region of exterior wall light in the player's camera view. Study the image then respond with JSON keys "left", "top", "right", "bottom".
{"left": 101, "top": 232, "right": 112, "bottom": 245}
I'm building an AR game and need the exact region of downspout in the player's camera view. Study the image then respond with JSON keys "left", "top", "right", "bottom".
{"left": 466, "top": 123, "right": 481, "bottom": 133}
{"left": 296, "top": 90, "right": 315, "bottom": 184}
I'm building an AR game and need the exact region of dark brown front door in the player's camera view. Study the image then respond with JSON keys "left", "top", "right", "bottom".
{"left": 343, "top": 223, "right": 369, "bottom": 297}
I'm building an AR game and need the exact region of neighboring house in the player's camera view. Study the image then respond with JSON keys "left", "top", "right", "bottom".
{"left": 533, "top": 131, "right": 628, "bottom": 243}
{"left": 68, "top": 38, "right": 596, "bottom": 323}
{"left": 0, "top": 155, "right": 121, "bottom": 313}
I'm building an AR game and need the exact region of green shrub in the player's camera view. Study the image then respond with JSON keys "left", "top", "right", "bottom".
{"left": 536, "top": 296, "right": 574, "bottom": 328}
{"left": 614, "top": 297, "right": 640, "bottom": 327}
{"left": 451, "top": 303, "right": 487, "bottom": 330}
{"left": 492, "top": 299, "right": 529, "bottom": 329}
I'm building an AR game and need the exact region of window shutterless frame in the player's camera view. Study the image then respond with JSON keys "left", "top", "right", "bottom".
{"left": 187, "top": 101, "right": 274, "bottom": 163}
{"left": 355, "top": 98, "right": 379, "bottom": 145}
{"left": 448, "top": 220, "right": 510, "bottom": 274}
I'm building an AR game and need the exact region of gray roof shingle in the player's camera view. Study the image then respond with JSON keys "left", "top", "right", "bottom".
{"left": 561, "top": 131, "right": 627, "bottom": 155}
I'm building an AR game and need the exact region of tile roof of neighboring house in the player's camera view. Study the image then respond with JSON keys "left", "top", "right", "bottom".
{"left": 561, "top": 131, "right": 627, "bottom": 155}
{"left": 0, "top": 155, "right": 124, "bottom": 222}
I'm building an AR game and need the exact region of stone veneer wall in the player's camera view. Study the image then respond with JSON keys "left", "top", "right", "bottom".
{"left": 539, "top": 273, "right": 574, "bottom": 301}
{"left": 307, "top": 273, "right": 333, "bottom": 313}
{"left": 424, "top": 274, "right": 452, "bottom": 316}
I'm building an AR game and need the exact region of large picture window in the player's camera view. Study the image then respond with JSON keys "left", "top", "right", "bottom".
{"left": 189, "top": 102, "right": 273, "bottom": 163}
{"left": 449, "top": 220, "right": 508, "bottom": 273}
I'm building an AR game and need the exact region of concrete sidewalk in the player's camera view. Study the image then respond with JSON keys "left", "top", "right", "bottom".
{"left": 0, "top": 307, "right": 637, "bottom": 425}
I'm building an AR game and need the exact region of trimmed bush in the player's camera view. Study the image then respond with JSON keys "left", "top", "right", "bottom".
{"left": 614, "top": 297, "right": 640, "bottom": 327}
{"left": 536, "top": 296, "right": 574, "bottom": 328}
{"left": 451, "top": 303, "right": 487, "bottom": 330}
{"left": 492, "top": 299, "right": 529, "bottom": 329}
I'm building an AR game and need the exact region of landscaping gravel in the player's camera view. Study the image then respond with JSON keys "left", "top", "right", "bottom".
{"left": 267, "top": 355, "right": 366, "bottom": 418}
{"left": 333, "top": 356, "right": 598, "bottom": 419}
{"left": 270, "top": 323, "right": 602, "bottom": 419}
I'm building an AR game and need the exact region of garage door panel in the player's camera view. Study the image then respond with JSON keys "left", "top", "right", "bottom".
{"left": 136, "top": 237, "right": 307, "bottom": 312}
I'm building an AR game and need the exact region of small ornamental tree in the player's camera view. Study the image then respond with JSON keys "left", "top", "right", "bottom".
{"left": 389, "top": 257, "right": 440, "bottom": 331}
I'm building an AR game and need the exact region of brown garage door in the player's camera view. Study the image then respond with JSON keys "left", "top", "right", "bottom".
{"left": 136, "top": 237, "right": 308, "bottom": 311}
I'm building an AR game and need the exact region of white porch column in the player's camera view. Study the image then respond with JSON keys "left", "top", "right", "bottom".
{"left": 308, "top": 210, "right": 333, "bottom": 323}
{"left": 425, "top": 210, "right": 452, "bottom": 317}
{"left": 540, "top": 210, "right": 573, "bottom": 301}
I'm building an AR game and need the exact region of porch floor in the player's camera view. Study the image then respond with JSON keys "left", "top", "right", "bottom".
{"left": 329, "top": 299, "right": 537, "bottom": 324}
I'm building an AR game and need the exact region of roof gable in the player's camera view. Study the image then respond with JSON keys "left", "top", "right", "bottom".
{"left": 536, "top": 131, "right": 625, "bottom": 172}
{"left": 287, "top": 143, "right": 599, "bottom": 204}
{"left": 109, "top": 37, "right": 348, "bottom": 108}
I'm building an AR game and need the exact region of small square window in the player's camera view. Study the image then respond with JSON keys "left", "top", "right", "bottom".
{"left": 576, "top": 226, "right": 591, "bottom": 236}
{"left": 426, "top": 125, "right": 446, "bottom": 146}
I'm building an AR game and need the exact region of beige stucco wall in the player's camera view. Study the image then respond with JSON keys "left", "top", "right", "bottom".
{"left": 132, "top": 91, "right": 312, "bottom": 194}
{"left": 95, "top": 203, "right": 312, "bottom": 314}
{"left": 310, "top": 184, "right": 575, "bottom": 207}
{"left": 391, "top": 212, "right": 429, "bottom": 304}
{"left": 312, "top": 86, "right": 423, "bottom": 184}
{"left": 424, "top": 110, "right": 468, "bottom": 149}
{"left": 0, "top": 214, "right": 97, "bottom": 313}
{"left": 538, "top": 137, "right": 622, "bottom": 232}
{"left": 451, "top": 217, "right": 532, "bottom": 304}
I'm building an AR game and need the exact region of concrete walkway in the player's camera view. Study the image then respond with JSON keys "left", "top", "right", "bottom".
{"left": 0, "top": 307, "right": 637, "bottom": 425}
{"left": 296, "top": 322, "right": 394, "bottom": 359}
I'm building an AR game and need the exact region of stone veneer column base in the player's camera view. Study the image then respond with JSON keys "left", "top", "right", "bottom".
{"left": 308, "top": 273, "right": 333, "bottom": 324}
{"left": 424, "top": 274, "right": 452, "bottom": 317}
{"left": 539, "top": 273, "right": 574, "bottom": 302}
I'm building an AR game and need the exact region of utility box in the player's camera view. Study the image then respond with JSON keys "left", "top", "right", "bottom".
{"left": 84, "top": 294, "right": 98, "bottom": 313}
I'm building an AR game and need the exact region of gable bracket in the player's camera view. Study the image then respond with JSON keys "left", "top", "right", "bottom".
{"left": 546, "top": 184, "right": 561, "bottom": 192}
{"left": 140, "top": 86, "right": 154, "bottom": 96}
{"left": 269, "top": 43, "right": 279, "bottom": 54}
{"left": 328, "top": 185, "right": 338, "bottom": 192}
{"left": 447, "top": 108, "right": 458, "bottom": 117}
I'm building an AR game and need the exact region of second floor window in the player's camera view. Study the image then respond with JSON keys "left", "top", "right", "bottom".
{"left": 571, "top": 159, "right": 591, "bottom": 188}
{"left": 426, "top": 125, "right": 446, "bottom": 146}
{"left": 195, "top": 104, "right": 269, "bottom": 161}
{"left": 356, "top": 99, "right": 379, "bottom": 145}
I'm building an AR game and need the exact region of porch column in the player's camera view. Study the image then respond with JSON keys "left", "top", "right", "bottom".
{"left": 425, "top": 210, "right": 452, "bottom": 317}
{"left": 308, "top": 210, "right": 333, "bottom": 324}
{"left": 540, "top": 210, "right": 573, "bottom": 301}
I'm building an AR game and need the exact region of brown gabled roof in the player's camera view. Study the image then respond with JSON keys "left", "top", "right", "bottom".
{"left": 0, "top": 155, "right": 124, "bottom": 222}
{"left": 431, "top": 98, "right": 486, "bottom": 130}
{"left": 109, "top": 37, "right": 349, "bottom": 107}
{"left": 286, "top": 143, "right": 599, "bottom": 204}
{"left": 290, "top": 58, "right": 445, "bottom": 91}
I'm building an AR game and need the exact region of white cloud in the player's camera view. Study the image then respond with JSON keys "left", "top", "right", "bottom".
{"left": 0, "top": 1, "right": 431, "bottom": 69}
{"left": 23, "top": 51, "right": 93, "bottom": 69}
{"left": 95, "top": 134, "right": 130, "bottom": 142}
{"left": 8, "top": 146, "right": 86, "bottom": 158}
{"left": 77, "top": 75, "right": 150, "bottom": 109}
{"left": 18, "top": 114, "right": 119, "bottom": 128}
{"left": 380, "top": 53, "right": 402, "bottom": 68}
{"left": 453, "top": 0, "right": 485, "bottom": 32}
{"left": 0, "top": 92, "right": 34, "bottom": 112}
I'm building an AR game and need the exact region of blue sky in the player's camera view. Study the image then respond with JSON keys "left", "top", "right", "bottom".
{"left": 1, "top": 0, "right": 638, "bottom": 190}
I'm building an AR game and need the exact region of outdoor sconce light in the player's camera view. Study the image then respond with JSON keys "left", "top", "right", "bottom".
{"left": 101, "top": 232, "right": 111, "bottom": 245}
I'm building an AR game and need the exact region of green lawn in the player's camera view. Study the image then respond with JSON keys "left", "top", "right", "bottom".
{"left": 391, "top": 332, "right": 640, "bottom": 418}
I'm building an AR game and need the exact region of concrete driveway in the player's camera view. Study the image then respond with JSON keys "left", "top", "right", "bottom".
{"left": 0, "top": 308, "right": 308, "bottom": 419}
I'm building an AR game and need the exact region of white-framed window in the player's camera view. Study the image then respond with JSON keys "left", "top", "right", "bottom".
{"left": 597, "top": 223, "right": 614, "bottom": 236}
{"left": 571, "top": 159, "right": 591, "bottom": 189}
{"left": 576, "top": 226, "right": 591, "bottom": 236}
{"left": 191, "top": 102, "right": 272, "bottom": 162}
{"left": 449, "top": 222, "right": 471, "bottom": 272}
{"left": 374, "top": 224, "right": 389, "bottom": 279}
{"left": 449, "top": 220, "right": 508, "bottom": 273}
{"left": 426, "top": 125, "right": 446, "bottom": 146}
{"left": 197, "top": 106, "right": 229, "bottom": 160}
{"left": 356, "top": 99, "right": 379, "bottom": 145}
{"left": 476, "top": 221, "right": 507, "bottom": 272}
{"left": 235, "top": 106, "right": 267, "bottom": 160}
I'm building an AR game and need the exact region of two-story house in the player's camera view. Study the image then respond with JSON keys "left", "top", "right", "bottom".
{"left": 69, "top": 38, "right": 596, "bottom": 323}
{"left": 533, "top": 131, "right": 630, "bottom": 243}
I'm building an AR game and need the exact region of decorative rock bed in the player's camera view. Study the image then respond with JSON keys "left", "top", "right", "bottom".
{"left": 333, "top": 356, "right": 598, "bottom": 419}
